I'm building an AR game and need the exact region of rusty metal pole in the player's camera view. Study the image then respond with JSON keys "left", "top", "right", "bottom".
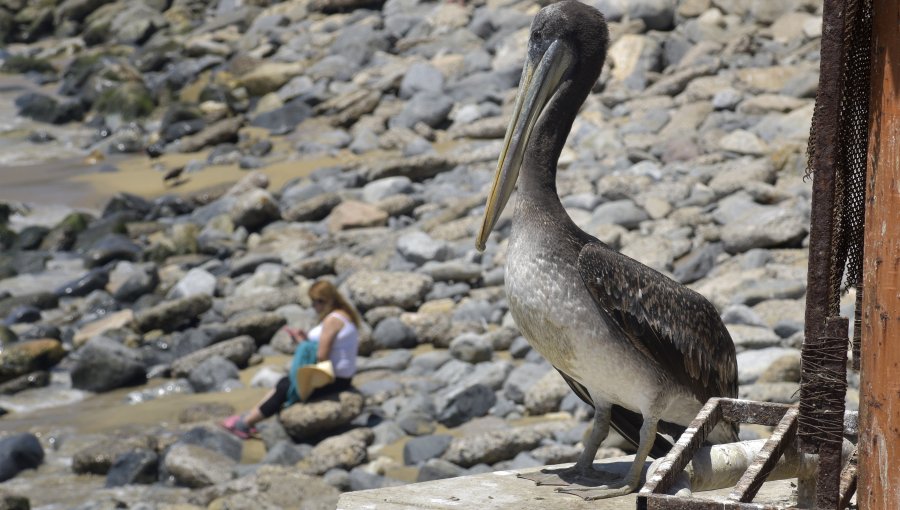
{"left": 857, "top": 0, "right": 900, "bottom": 507}
{"left": 800, "top": 0, "right": 849, "bottom": 507}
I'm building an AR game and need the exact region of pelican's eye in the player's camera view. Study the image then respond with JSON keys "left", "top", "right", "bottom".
{"left": 532, "top": 30, "right": 542, "bottom": 42}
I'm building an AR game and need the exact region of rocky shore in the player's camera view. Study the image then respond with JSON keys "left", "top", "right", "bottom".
{"left": 0, "top": 0, "right": 859, "bottom": 508}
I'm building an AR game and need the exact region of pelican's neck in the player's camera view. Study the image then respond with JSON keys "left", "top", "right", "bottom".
{"left": 517, "top": 84, "right": 585, "bottom": 210}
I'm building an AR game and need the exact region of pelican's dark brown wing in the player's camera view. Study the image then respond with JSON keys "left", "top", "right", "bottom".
{"left": 577, "top": 242, "right": 737, "bottom": 404}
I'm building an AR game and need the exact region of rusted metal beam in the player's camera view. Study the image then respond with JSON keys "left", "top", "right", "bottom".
{"left": 728, "top": 407, "right": 799, "bottom": 503}
{"left": 812, "top": 317, "right": 850, "bottom": 509}
{"left": 642, "top": 494, "right": 782, "bottom": 510}
{"left": 642, "top": 398, "right": 722, "bottom": 496}
{"left": 638, "top": 400, "right": 859, "bottom": 509}
{"left": 800, "top": 0, "right": 849, "bottom": 455}
{"left": 858, "top": 0, "right": 900, "bottom": 507}
{"left": 719, "top": 400, "right": 793, "bottom": 427}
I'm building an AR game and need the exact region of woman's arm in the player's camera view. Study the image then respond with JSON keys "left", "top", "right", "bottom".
{"left": 283, "top": 327, "right": 306, "bottom": 343}
{"left": 316, "top": 314, "right": 345, "bottom": 362}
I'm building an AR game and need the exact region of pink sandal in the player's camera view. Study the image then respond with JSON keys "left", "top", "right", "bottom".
{"left": 221, "top": 414, "right": 257, "bottom": 439}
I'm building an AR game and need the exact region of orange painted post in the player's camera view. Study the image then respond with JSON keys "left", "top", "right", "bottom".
{"left": 857, "top": 0, "right": 900, "bottom": 507}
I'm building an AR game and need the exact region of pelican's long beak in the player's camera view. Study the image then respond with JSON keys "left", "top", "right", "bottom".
{"left": 476, "top": 40, "right": 574, "bottom": 251}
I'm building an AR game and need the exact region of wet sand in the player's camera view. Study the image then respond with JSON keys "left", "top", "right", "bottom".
{"left": 0, "top": 72, "right": 460, "bottom": 223}
{"left": 0, "top": 126, "right": 365, "bottom": 213}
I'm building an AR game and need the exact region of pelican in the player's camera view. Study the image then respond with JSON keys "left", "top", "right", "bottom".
{"left": 475, "top": 0, "right": 738, "bottom": 499}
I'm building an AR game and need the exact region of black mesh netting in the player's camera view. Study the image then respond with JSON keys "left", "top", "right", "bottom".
{"left": 805, "top": 0, "right": 873, "bottom": 354}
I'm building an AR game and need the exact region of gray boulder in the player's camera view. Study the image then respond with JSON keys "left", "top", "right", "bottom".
{"left": 261, "top": 440, "right": 312, "bottom": 466}
{"left": 84, "top": 234, "right": 142, "bottom": 268}
{"left": 209, "top": 465, "right": 340, "bottom": 509}
{"left": 397, "top": 231, "right": 452, "bottom": 265}
{"left": 164, "top": 443, "right": 235, "bottom": 488}
{"left": 342, "top": 270, "right": 433, "bottom": 311}
{"left": 503, "top": 362, "right": 551, "bottom": 404}
{"left": 362, "top": 176, "right": 414, "bottom": 203}
{"left": 592, "top": 0, "right": 676, "bottom": 30}
{"left": 133, "top": 294, "right": 213, "bottom": 333}
{"left": 226, "top": 311, "right": 286, "bottom": 344}
{"left": 71, "top": 337, "right": 146, "bottom": 392}
{"left": 107, "top": 262, "right": 159, "bottom": 302}
{"left": 302, "top": 428, "right": 374, "bottom": 475}
{"left": 463, "top": 359, "right": 514, "bottom": 390}
{"left": 416, "top": 458, "right": 467, "bottom": 482}
{"left": 449, "top": 333, "right": 493, "bottom": 363}
{"left": 399, "top": 62, "right": 444, "bottom": 99}
{"left": 389, "top": 92, "right": 454, "bottom": 129}
{"left": 72, "top": 435, "right": 156, "bottom": 475}
{"left": 441, "top": 425, "right": 550, "bottom": 468}
{"left": 105, "top": 449, "right": 158, "bottom": 487}
{"left": 176, "top": 425, "right": 242, "bottom": 462}
{"left": 0, "top": 433, "right": 44, "bottom": 482}
{"left": 436, "top": 383, "right": 495, "bottom": 427}
{"left": 524, "top": 370, "right": 570, "bottom": 415}
{"left": 0, "top": 339, "right": 65, "bottom": 384}
{"left": 403, "top": 434, "right": 453, "bottom": 465}
{"left": 280, "top": 391, "right": 365, "bottom": 441}
{"left": 170, "top": 335, "right": 256, "bottom": 378}
{"left": 739, "top": 382, "right": 800, "bottom": 404}
{"left": 357, "top": 350, "right": 413, "bottom": 372}
{"left": 282, "top": 193, "right": 341, "bottom": 222}
{"left": 229, "top": 188, "right": 281, "bottom": 231}
{"left": 188, "top": 355, "right": 239, "bottom": 392}
{"left": 371, "top": 316, "right": 418, "bottom": 350}
{"left": 737, "top": 347, "right": 800, "bottom": 384}
{"left": 589, "top": 200, "right": 649, "bottom": 230}
{"left": 720, "top": 205, "right": 807, "bottom": 253}
{"left": 726, "top": 324, "right": 782, "bottom": 351}
{"left": 167, "top": 268, "right": 216, "bottom": 299}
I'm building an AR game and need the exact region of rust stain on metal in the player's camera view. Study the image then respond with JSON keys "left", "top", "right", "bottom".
{"left": 801, "top": 0, "right": 850, "bottom": 456}
{"left": 638, "top": 399, "right": 794, "bottom": 510}
{"left": 637, "top": 401, "right": 861, "bottom": 509}
{"left": 642, "top": 398, "right": 723, "bottom": 496}
{"left": 642, "top": 494, "right": 782, "bottom": 510}
{"left": 728, "top": 407, "right": 799, "bottom": 503}
{"left": 720, "top": 400, "right": 793, "bottom": 427}
{"left": 807, "top": 317, "right": 850, "bottom": 509}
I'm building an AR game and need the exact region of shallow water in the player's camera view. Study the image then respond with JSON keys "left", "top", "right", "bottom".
{"left": 1, "top": 356, "right": 284, "bottom": 435}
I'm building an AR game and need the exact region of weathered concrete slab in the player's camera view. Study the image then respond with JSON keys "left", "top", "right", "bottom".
{"left": 338, "top": 456, "right": 796, "bottom": 509}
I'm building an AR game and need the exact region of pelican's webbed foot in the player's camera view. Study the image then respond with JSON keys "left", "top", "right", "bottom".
{"left": 557, "top": 480, "right": 637, "bottom": 500}
{"left": 519, "top": 465, "right": 637, "bottom": 500}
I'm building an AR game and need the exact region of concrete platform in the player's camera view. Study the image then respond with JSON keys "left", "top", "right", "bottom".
{"left": 337, "top": 455, "right": 797, "bottom": 509}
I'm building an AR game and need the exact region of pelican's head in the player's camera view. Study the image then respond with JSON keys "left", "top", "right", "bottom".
{"left": 475, "top": 0, "right": 608, "bottom": 251}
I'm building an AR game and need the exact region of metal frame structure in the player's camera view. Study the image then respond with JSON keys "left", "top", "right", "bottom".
{"left": 636, "top": 399, "right": 858, "bottom": 510}
{"left": 634, "top": 0, "right": 900, "bottom": 506}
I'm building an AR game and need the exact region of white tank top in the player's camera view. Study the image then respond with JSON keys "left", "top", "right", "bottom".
{"left": 306, "top": 311, "right": 359, "bottom": 378}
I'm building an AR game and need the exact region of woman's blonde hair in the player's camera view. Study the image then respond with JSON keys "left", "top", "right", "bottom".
{"left": 308, "top": 280, "right": 360, "bottom": 327}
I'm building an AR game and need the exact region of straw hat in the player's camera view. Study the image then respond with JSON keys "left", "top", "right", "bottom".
{"left": 296, "top": 360, "right": 335, "bottom": 401}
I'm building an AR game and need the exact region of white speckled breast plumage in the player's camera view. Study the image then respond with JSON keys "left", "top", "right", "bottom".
{"left": 504, "top": 198, "right": 676, "bottom": 417}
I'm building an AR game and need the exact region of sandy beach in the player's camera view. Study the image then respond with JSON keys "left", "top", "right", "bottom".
{"left": 0, "top": 73, "right": 399, "bottom": 218}
{"left": 0, "top": 121, "right": 364, "bottom": 214}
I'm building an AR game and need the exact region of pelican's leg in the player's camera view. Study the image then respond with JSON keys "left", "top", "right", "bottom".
{"left": 574, "top": 402, "right": 610, "bottom": 473}
{"left": 519, "top": 403, "right": 618, "bottom": 486}
{"left": 559, "top": 413, "right": 659, "bottom": 500}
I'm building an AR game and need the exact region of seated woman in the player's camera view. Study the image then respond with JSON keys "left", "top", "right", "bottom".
{"left": 223, "top": 280, "right": 360, "bottom": 439}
